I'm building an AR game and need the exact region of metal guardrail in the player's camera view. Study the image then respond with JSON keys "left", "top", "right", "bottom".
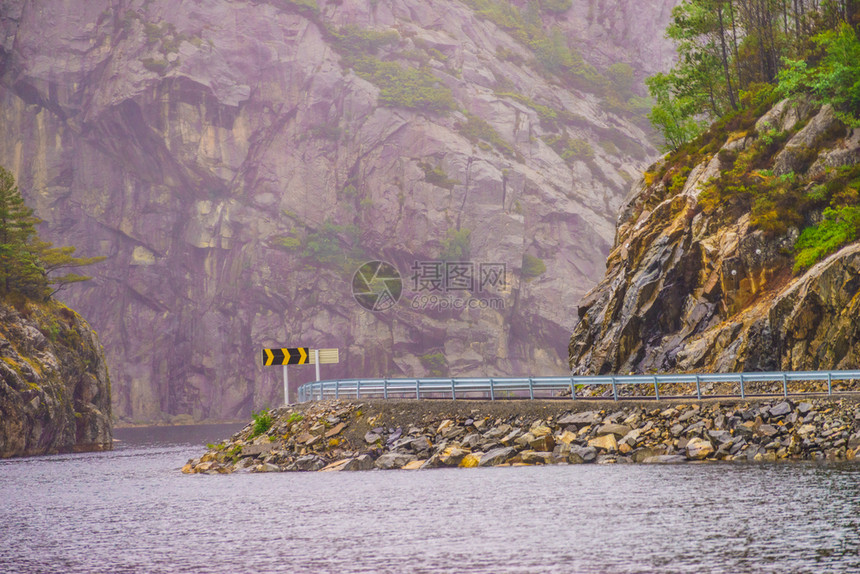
{"left": 296, "top": 370, "right": 860, "bottom": 403}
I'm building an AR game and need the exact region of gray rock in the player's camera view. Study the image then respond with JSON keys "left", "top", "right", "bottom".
{"left": 461, "top": 433, "right": 482, "bottom": 449}
{"left": 343, "top": 454, "right": 375, "bottom": 471}
{"left": 569, "top": 445, "right": 597, "bottom": 463}
{"left": 479, "top": 447, "right": 517, "bottom": 467}
{"left": 557, "top": 411, "right": 600, "bottom": 427}
{"left": 595, "top": 423, "right": 632, "bottom": 438}
{"left": 708, "top": 430, "right": 732, "bottom": 444}
{"left": 386, "top": 428, "right": 403, "bottom": 445}
{"left": 483, "top": 424, "right": 513, "bottom": 440}
{"left": 292, "top": 455, "right": 326, "bottom": 472}
{"left": 364, "top": 432, "right": 382, "bottom": 444}
{"left": 641, "top": 455, "right": 688, "bottom": 464}
{"left": 375, "top": 452, "right": 417, "bottom": 470}
{"left": 769, "top": 402, "right": 792, "bottom": 418}
{"left": 686, "top": 437, "right": 714, "bottom": 460}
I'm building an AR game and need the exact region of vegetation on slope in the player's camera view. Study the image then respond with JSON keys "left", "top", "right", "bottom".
{"left": 645, "top": 0, "right": 860, "bottom": 273}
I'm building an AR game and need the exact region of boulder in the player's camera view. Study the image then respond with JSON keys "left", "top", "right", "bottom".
{"left": 588, "top": 434, "right": 618, "bottom": 452}
{"left": 557, "top": 411, "right": 600, "bottom": 427}
{"left": 479, "top": 447, "right": 518, "bottom": 467}
{"left": 642, "top": 455, "right": 688, "bottom": 464}
{"left": 596, "top": 423, "right": 632, "bottom": 438}
{"left": 685, "top": 438, "right": 715, "bottom": 460}
{"left": 529, "top": 434, "right": 556, "bottom": 452}
{"left": 375, "top": 452, "right": 417, "bottom": 470}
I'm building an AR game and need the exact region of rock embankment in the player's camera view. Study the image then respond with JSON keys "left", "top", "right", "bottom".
{"left": 0, "top": 299, "right": 112, "bottom": 458}
{"left": 182, "top": 398, "right": 860, "bottom": 473}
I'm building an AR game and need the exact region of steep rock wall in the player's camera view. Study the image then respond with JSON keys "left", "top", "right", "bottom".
{"left": 0, "top": 298, "right": 112, "bottom": 458}
{"left": 0, "top": 0, "right": 676, "bottom": 421}
{"left": 569, "top": 100, "right": 860, "bottom": 375}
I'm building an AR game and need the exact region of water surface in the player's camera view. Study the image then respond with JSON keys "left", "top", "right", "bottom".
{"left": 1, "top": 424, "right": 858, "bottom": 573}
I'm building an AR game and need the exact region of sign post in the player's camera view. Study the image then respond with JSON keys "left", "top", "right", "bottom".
{"left": 283, "top": 365, "right": 288, "bottom": 407}
{"left": 261, "top": 347, "right": 340, "bottom": 404}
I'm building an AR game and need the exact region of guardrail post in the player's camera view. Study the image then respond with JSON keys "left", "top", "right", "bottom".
{"left": 416, "top": 379, "right": 420, "bottom": 400}
{"left": 828, "top": 372, "right": 832, "bottom": 396}
{"left": 451, "top": 379, "right": 456, "bottom": 401}
{"left": 335, "top": 380, "right": 340, "bottom": 399}
{"left": 695, "top": 375, "right": 701, "bottom": 400}
{"left": 570, "top": 376, "right": 575, "bottom": 401}
{"left": 653, "top": 376, "right": 659, "bottom": 400}
{"left": 611, "top": 376, "right": 618, "bottom": 401}
{"left": 782, "top": 373, "right": 787, "bottom": 397}
{"left": 356, "top": 380, "right": 361, "bottom": 399}
{"left": 383, "top": 378, "right": 388, "bottom": 399}
{"left": 489, "top": 378, "right": 495, "bottom": 401}
{"left": 740, "top": 374, "right": 745, "bottom": 399}
{"left": 318, "top": 382, "right": 323, "bottom": 401}
{"left": 528, "top": 377, "right": 534, "bottom": 400}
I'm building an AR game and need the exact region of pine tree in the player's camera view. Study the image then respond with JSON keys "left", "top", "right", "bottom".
{"left": 0, "top": 166, "right": 44, "bottom": 297}
{"left": 0, "top": 166, "right": 104, "bottom": 300}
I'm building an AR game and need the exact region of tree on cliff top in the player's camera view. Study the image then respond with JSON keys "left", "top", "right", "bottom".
{"left": 649, "top": 0, "right": 860, "bottom": 150}
{"left": 0, "top": 166, "right": 104, "bottom": 300}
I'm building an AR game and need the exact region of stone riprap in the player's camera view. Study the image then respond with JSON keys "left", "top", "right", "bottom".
{"left": 182, "top": 398, "right": 860, "bottom": 473}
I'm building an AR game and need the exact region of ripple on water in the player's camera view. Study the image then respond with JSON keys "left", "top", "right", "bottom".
{"left": 1, "top": 425, "right": 859, "bottom": 573}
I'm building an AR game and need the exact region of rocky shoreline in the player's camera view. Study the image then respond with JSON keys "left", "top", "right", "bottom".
{"left": 182, "top": 398, "right": 860, "bottom": 474}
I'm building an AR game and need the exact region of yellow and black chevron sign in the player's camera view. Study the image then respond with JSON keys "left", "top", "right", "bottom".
{"left": 261, "top": 347, "right": 309, "bottom": 366}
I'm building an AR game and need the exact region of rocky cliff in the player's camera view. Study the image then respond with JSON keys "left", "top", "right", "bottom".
{"left": 0, "top": 297, "right": 112, "bottom": 457}
{"left": 0, "top": 0, "right": 676, "bottom": 422}
{"left": 569, "top": 97, "right": 860, "bottom": 375}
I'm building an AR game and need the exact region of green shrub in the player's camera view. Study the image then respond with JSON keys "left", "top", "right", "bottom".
{"left": 522, "top": 254, "right": 546, "bottom": 279}
{"left": 348, "top": 56, "right": 456, "bottom": 114}
{"left": 419, "top": 162, "right": 459, "bottom": 190}
{"left": 777, "top": 24, "right": 860, "bottom": 126}
{"left": 495, "top": 90, "right": 559, "bottom": 129}
{"left": 250, "top": 409, "right": 273, "bottom": 438}
{"left": 275, "top": 236, "right": 302, "bottom": 251}
{"left": 440, "top": 228, "right": 471, "bottom": 261}
{"left": 543, "top": 133, "right": 592, "bottom": 164}
{"left": 419, "top": 352, "right": 447, "bottom": 376}
{"left": 331, "top": 24, "right": 398, "bottom": 54}
{"left": 539, "top": 0, "right": 571, "bottom": 14}
{"left": 303, "top": 221, "right": 361, "bottom": 264}
{"left": 141, "top": 58, "right": 169, "bottom": 74}
{"left": 464, "top": 0, "right": 606, "bottom": 94}
{"left": 457, "top": 113, "right": 518, "bottom": 159}
{"left": 280, "top": 0, "right": 319, "bottom": 14}
{"left": 794, "top": 206, "right": 860, "bottom": 272}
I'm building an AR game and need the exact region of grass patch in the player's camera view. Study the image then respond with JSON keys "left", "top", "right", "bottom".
{"left": 419, "top": 352, "right": 447, "bottom": 376}
{"left": 457, "top": 113, "right": 519, "bottom": 160}
{"left": 794, "top": 206, "right": 860, "bottom": 272}
{"left": 250, "top": 409, "right": 273, "bottom": 438}
{"left": 522, "top": 254, "right": 546, "bottom": 279}
{"left": 440, "top": 228, "right": 471, "bottom": 261}
{"left": 349, "top": 56, "right": 456, "bottom": 114}
{"left": 419, "top": 162, "right": 459, "bottom": 190}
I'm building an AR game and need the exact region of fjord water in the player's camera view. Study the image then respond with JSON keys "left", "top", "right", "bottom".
{"left": 1, "top": 425, "right": 859, "bottom": 574}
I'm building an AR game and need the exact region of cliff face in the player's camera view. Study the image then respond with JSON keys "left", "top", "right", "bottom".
{"left": 569, "top": 99, "right": 860, "bottom": 375}
{"left": 0, "top": 0, "right": 676, "bottom": 421}
{"left": 0, "top": 298, "right": 112, "bottom": 458}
